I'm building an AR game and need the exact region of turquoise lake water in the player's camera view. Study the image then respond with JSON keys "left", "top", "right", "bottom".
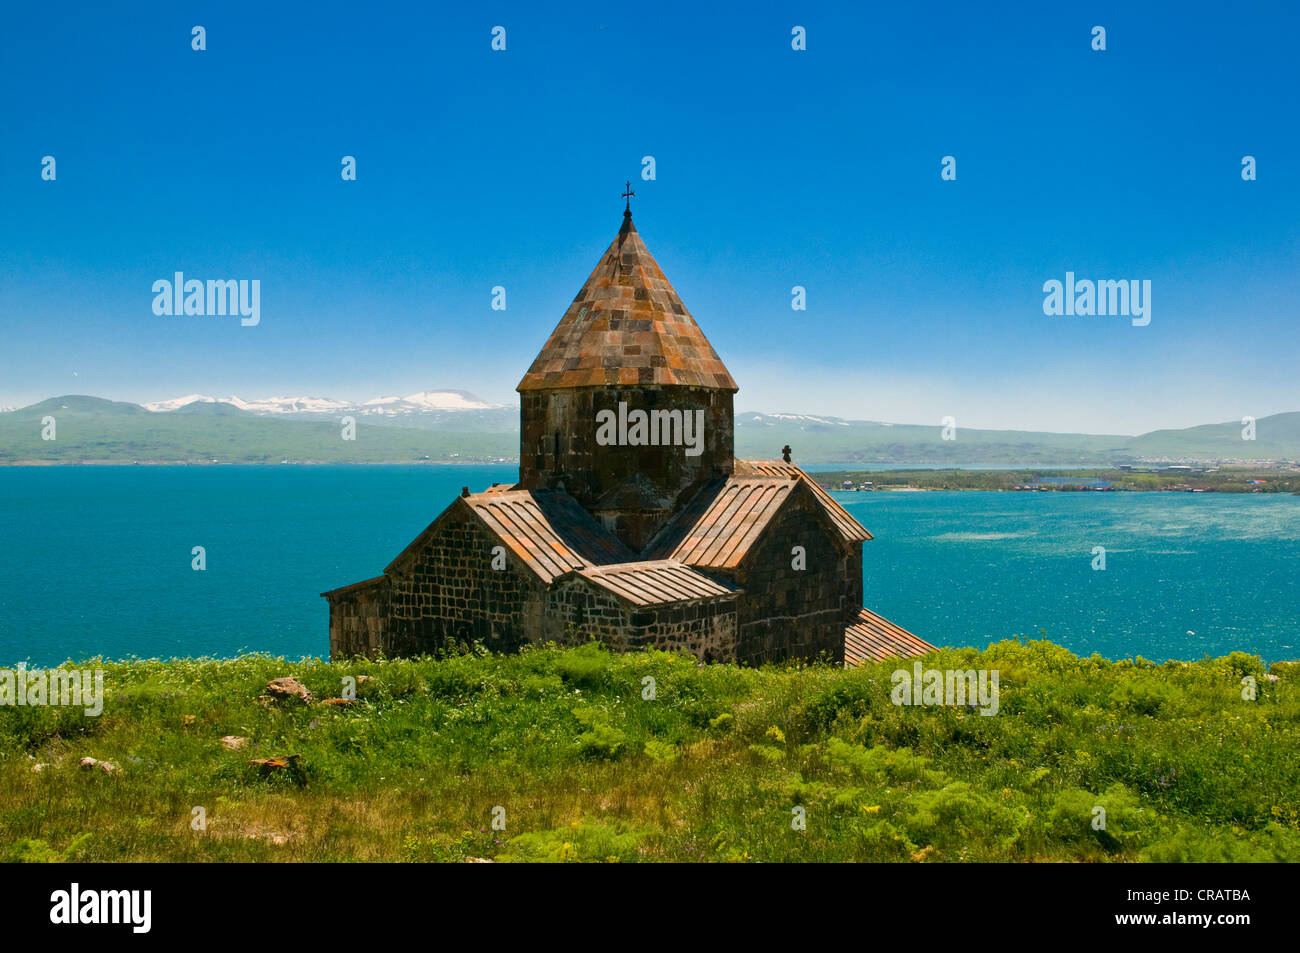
{"left": 2, "top": 466, "right": 1297, "bottom": 665}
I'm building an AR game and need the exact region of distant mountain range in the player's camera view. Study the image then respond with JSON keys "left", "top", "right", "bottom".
{"left": 1, "top": 394, "right": 1297, "bottom": 466}
{"left": 0, "top": 394, "right": 516, "bottom": 464}
{"left": 734, "top": 412, "right": 1300, "bottom": 466}
{"left": 134, "top": 390, "right": 518, "bottom": 434}
{"left": 141, "top": 389, "right": 502, "bottom": 416}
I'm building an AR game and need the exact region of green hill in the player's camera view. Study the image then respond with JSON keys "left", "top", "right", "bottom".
{"left": 20, "top": 395, "right": 149, "bottom": 417}
{"left": 3, "top": 640, "right": 1297, "bottom": 862}
{"left": 1130, "top": 413, "right": 1300, "bottom": 460}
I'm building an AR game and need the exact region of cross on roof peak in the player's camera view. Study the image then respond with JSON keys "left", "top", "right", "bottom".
{"left": 622, "top": 181, "right": 635, "bottom": 214}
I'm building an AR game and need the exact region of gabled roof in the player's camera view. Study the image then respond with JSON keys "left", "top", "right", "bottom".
{"left": 387, "top": 489, "right": 633, "bottom": 584}
{"left": 734, "top": 459, "right": 872, "bottom": 543}
{"left": 645, "top": 476, "right": 802, "bottom": 569}
{"left": 517, "top": 213, "right": 738, "bottom": 393}
{"left": 320, "top": 575, "right": 388, "bottom": 600}
{"left": 644, "top": 460, "right": 872, "bottom": 569}
{"left": 844, "top": 608, "right": 936, "bottom": 665}
{"left": 575, "top": 560, "right": 738, "bottom": 607}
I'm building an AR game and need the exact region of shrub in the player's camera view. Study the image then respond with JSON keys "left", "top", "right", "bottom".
{"left": 576, "top": 722, "right": 626, "bottom": 760}
{"left": 1108, "top": 677, "right": 1177, "bottom": 716}
{"left": 498, "top": 820, "right": 648, "bottom": 862}
{"left": 825, "top": 739, "right": 944, "bottom": 787}
{"left": 643, "top": 738, "right": 678, "bottom": 763}
{"left": 3, "top": 838, "right": 63, "bottom": 863}
{"left": 904, "top": 782, "right": 1027, "bottom": 854}
{"left": 553, "top": 643, "right": 612, "bottom": 688}
{"left": 1140, "top": 823, "right": 1299, "bottom": 862}
{"left": 1042, "top": 784, "right": 1152, "bottom": 851}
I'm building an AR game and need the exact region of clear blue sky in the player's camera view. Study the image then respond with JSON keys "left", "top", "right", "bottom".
{"left": 2, "top": 1, "right": 1296, "bottom": 433}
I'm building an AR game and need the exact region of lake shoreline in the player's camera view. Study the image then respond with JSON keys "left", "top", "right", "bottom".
{"left": 816, "top": 466, "right": 1300, "bottom": 495}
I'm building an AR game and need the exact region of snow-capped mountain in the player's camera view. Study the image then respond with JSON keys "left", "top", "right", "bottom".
{"left": 142, "top": 394, "right": 351, "bottom": 414}
{"left": 144, "top": 390, "right": 504, "bottom": 416}
{"left": 743, "top": 412, "right": 852, "bottom": 427}
{"left": 360, "top": 391, "right": 501, "bottom": 414}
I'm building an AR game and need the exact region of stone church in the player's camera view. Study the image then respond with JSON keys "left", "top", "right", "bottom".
{"left": 323, "top": 205, "right": 933, "bottom": 666}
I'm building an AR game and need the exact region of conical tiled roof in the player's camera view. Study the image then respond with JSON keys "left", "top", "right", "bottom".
{"left": 517, "top": 212, "right": 738, "bottom": 392}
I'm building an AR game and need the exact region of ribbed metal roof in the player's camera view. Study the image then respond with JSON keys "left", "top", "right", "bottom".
{"left": 645, "top": 459, "right": 872, "bottom": 568}
{"left": 465, "top": 490, "right": 634, "bottom": 582}
{"left": 844, "top": 607, "right": 935, "bottom": 665}
{"left": 650, "top": 477, "right": 797, "bottom": 569}
{"left": 734, "top": 459, "right": 872, "bottom": 542}
{"left": 578, "top": 559, "right": 737, "bottom": 607}
{"left": 386, "top": 489, "right": 633, "bottom": 583}
{"left": 517, "top": 213, "right": 738, "bottom": 392}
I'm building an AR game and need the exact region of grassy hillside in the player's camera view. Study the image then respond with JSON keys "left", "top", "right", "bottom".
{"left": 3, "top": 641, "right": 1297, "bottom": 862}
{"left": 1131, "top": 413, "right": 1300, "bottom": 460}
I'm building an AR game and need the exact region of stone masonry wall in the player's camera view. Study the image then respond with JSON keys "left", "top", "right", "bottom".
{"left": 546, "top": 576, "right": 738, "bottom": 661}
{"left": 327, "top": 578, "right": 395, "bottom": 659}
{"left": 386, "top": 508, "right": 565, "bottom": 654}
{"left": 728, "top": 492, "right": 854, "bottom": 665}
{"left": 518, "top": 385, "right": 734, "bottom": 551}
{"left": 330, "top": 507, "right": 572, "bottom": 659}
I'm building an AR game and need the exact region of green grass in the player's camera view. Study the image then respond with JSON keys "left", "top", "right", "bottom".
{"left": 3, "top": 640, "right": 1298, "bottom": 862}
